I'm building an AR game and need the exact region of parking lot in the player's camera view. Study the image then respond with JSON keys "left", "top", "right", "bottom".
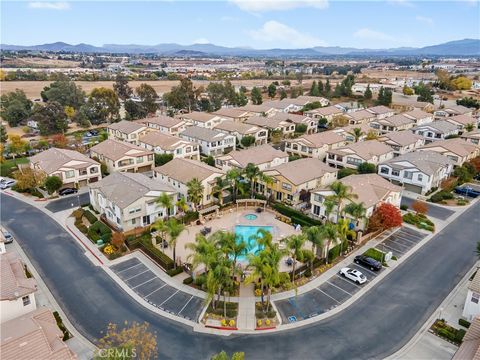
{"left": 274, "top": 227, "right": 427, "bottom": 324}
{"left": 111, "top": 257, "right": 204, "bottom": 322}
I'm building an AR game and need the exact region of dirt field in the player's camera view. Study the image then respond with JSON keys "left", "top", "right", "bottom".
{"left": 0, "top": 79, "right": 321, "bottom": 99}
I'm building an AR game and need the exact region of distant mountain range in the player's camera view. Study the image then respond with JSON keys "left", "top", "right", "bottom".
{"left": 1, "top": 39, "right": 479, "bottom": 57}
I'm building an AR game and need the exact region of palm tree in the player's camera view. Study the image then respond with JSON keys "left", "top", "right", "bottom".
{"left": 211, "top": 176, "right": 226, "bottom": 206}
{"left": 260, "top": 244, "right": 285, "bottom": 312}
{"left": 283, "top": 234, "right": 310, "bottom": 284}
{"left": 303, "top": 226, "right": 325, "bottom": 270}
{"left": 175, "top": 196, "right": 189, "bottom": 222}
{"left": 323, "top": 197, "right": 336, "bottom": 223}
{"left": 344, "top": 202, "right": 367, "bottom": 232}
{"left": 328, "top": 181, "right": 358, "bottom": 222}
{"left": 244, "top": 163, "right": 261, "bottom": 198}
{"left": 165, "top": 218, "right": 185, "bottom": 269}
{"left": 245, "top": 251, "right": 268, "bottom": 306}
{"left": 186, "top": 178, "right": 204, "bottom": 211}
{"left": 212, "top": 231, "right": 246, "bottom": 281}
{"left": 150, "top": 218, "right": 167, "bottom": 249}
{"left": 465, "top": 123, "right": 475, "bottom": 132}
{"left": 156, "top": 193, "right": 173, "bottom": 219}
{"left": 319, "top": 223, "right": 339, "bottom": 264}
{"left": 349, "top": 127, "right": 364, "bottom": 142}
{"left": 336, "top": 218, "right": 356, "bottom": 255}
{"left": 226, "top": 168, "right": 242, "bottom": 203}
{"left": 185, "top": 233, "right": 217, "bottom": 273}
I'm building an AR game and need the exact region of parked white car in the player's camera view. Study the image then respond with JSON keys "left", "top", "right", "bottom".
{"left": 339, "top": 267, "right": 367, "bottom": 284}
{"left": 0, "top": 178, "right": 16, "bottom": 190}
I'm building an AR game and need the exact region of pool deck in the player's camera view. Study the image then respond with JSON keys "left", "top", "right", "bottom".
{"left": 162, "top": 208, "right": 299, "bottom": 271}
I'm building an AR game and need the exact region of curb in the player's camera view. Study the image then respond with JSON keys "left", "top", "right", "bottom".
{"left": 66, "top": 225, "right": 104, "bottom": 265}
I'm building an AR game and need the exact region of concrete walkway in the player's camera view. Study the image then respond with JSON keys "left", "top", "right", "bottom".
{"left": 237, "top": 283, "right": 256, "bottom": 330}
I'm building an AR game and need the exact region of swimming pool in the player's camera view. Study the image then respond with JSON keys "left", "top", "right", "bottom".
{"left": 235, "top": 225, "right": 273, "bottom": 262}
{"left": 244, "top": 214, "right": 258, "bottom": 220}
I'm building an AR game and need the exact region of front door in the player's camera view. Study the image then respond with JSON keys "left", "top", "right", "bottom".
{"left": 142, "top": 215, "right": 151, "bottom": 226}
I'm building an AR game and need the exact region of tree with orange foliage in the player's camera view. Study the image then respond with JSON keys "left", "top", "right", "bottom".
{"left": 368, "top": 203, "right": 403, "bottom": 232}
{"left": 412, "top": 200, "right": 428, "bottom": 215}
{"left": 51, "top": 134, "right": 68, "bottom": 148}
{"left": 470, "top": 157, "right": 480, "bottom": 173}
{"left": 111, "top": 232, "right": 125, "bottom": 250}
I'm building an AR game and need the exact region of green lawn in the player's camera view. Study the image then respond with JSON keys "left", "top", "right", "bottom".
{"left": 0, "top": 157, "right": 29, "bottom": 177}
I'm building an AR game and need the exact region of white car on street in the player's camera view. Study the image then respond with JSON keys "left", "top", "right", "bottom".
{"left": 339, "top": 267, "right": 367, "bottom": 284}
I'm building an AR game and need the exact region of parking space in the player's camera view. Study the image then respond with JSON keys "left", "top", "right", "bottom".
{"left": 275, "top": 262, "right": 384, "bottom": 323}
{"left": 376, "top": 227, "right": 427, "bottom": 259}
{"left": 110, "top": 258, "right": 204, "bottom": 321}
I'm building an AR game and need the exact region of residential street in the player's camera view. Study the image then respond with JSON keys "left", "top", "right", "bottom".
{"left": 401, "top": 196, "right": 454, "bottom": 220}
{"left": 44, "top": 192, "right": 90, "bottom": 213}
{"left": 1, "top": 192, "right": 479, "bottom": 360}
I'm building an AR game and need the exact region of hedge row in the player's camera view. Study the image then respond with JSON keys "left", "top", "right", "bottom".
{"left": 429, "top": 190, "right": 454, "bottom": 203}
{"left": 328, "top": 240, "right": 349, "bottom": 263}
{"left": 83, "top": 209, "right": 97, "bottom": 224}
{"left": 127, "top": 236, "right": 174, "bottom": 271}
{"left": 272, "top": 203, "right": 323, "bottom": 227}
{"left": 88, "top": 220, "right": 112, "bottom": 243}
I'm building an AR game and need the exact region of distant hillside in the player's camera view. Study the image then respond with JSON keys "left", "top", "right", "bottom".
{"left": 2, "top": 39, "right": 479, "bottom": 57}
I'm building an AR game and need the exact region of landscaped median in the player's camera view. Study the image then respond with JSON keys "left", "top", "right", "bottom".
{"left": 255, "top": 301, "right": 278, "bottom": 330}
{"left": 203, "top": 301, "right": 238, "bottom": 330}
{"left": 363, "top": 247, "right": 397, "bottom": 266}
{"left": 403, "top": 212, "right": 435, "bottom": 232}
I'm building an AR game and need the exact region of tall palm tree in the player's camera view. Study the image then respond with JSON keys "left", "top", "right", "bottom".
{"left": 344, "top": 202, "right": 367, "bottom": 231}
{"left": 150, "top": 218, "right": 167, "bottom": 249}
{"left": 245, "top": 251, "right": 268, "bottom": 306}
{"left": 226, "top": 168, "right": 242, "bottom": 203}
{"left": 244, "top": 163, "right": 262, "bottom": 198}
{"left": 319, "top": 222, "right": 339, "bottom": 264}
{"left": 328, "top": 181, "right": 358, "bottom": 222}
{"left": 211, "top": 176, "right": 226, "bottom": 205}
{"left": 465, "top": 123, "right": 475, "bottom": 132}
{"left": 156, "top": 193, "right": 173, "bottom": 219}
{"left": 349, "top": 127, "right": 364, "bottom": 142}
{"left": 323, "top": 197, "right": 336, "bottom": 223}
{"left": 165, "top": 218, "right": 185, "bottom": 269}
{"left": 261, "top": 244, "right": 285, "bottom": 312}
{"left": 212, "top": 231, "right": 246, "bottom": 280}
{"left": 185, "top": 233, "right": 217, "bottom": 273}
{"left": 283, "top": 234, "right": 312, "bottom": 285}
{"left": 186, "top": 178, "right": 204, "bottom": 211}
{"left": 303, "top": 226, "right": 325, "bottom": 270}
{"left": 336, "top": 218, "right": 356, "bottom": 255}
{"left": 175, "top": 196, "right": 189, "bottom": 223}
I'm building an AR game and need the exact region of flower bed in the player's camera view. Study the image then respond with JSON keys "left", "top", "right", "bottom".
{"left": 203, "top": 301, "right": 238, "bottom": 330}
{"left": 403, "top": 213, "right": 435, "bottom": 232}
{"left": 255, "top": 302, "right": 278, "bottom": 330}
{"left": 430, "top": 319, "right": 466, "bottom": 345}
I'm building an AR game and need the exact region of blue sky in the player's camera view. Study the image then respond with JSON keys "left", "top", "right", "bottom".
{"left": 1, "top": 1, "right": 479, "bottom": 49}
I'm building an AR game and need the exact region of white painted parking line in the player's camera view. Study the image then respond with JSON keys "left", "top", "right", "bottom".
{"left": 326, "top": 280, "right": 353, "bottom": 295}
{"left": 144, "top": 283, "right": 167, "bottom": 298}
{"left": 384, "top": 239, "right": 410, "bottom": 251}
{"left": 379, "top": 243, "right": 405, "bottom": 254}
{"left": 397, "top": 231, "right": 424, "bottom": 241}
{"left": 315, "top": 288, "right": 341, "bottom": 304}
{"left": 352, "top": 264, "right": 378, "bottom": 276}
{"left": 131, "top": 276, "right": 157, "bottom": 290}
{"left": 159, "top": 290, "right": 179, "bottom": 306}
{"left": 399, "top": 229, "right": 425, "bottom": 239}
{"left": 115, "top": 262, "right": 142, "bottom": 273}
{"left": 392, "top": 234, "right": 418, "bottom": 245}
{"left": 334, "top": 274, "right": 363, "bottom": 288}
{"left": 178, "top": 296, "right": 194, "bottom": 315}
{"left": 124, "top": 269, "right": 151, "bottom": 281}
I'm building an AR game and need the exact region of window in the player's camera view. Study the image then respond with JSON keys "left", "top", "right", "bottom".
{"left": 447, "top": 155, "right": 458, "bottom": 162}
{"left": 346, "top": 157, "right": 362, "bottom": 165}
{"left": 282, "top": 182, "right": 292, "bottom": 191}
{"left": 392, "top": 170, "right": 400, "bottom": 177}
{"left": 380, "top": 167, "right": 390, "bottom": 174}
{"left": 313, "top": 205, "right": 321, "bottom": 216}
{"left": 472, "top": 293, "right": 480, "bottom": 304}
{"left": 90, "top": 167, "right": 99, "bottom": 174}
{"left": 417, "top": 174, "right": 423, "bottom": 181}
{"left": 287, "top": 194, "right": 293, "bottom": 201}
{"left": 131, "top": 218, "right": 136, "bottom": 225}
{"left": 314, "top": 194, "right": 323, "bottom": 202}
{"left": 148, "top": 155, "right": 154, "bottom": 161}
{"left": 404, "top": 171, "right": 413, "bottom": 180}
{"left": 65, "top": 170, "right": 75, "bottom": 178}
{"left": 22, "top": 295, "right": 30, "bottom": 306}
{"left": 137, "top": 156, "right": 144, "bottom": 164}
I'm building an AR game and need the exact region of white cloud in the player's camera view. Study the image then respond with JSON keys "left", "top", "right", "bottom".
{"left": 231, "top": 0, "right": 328, "bottom": 12}
{"left": 249, "top": 20, "right": 326, "bottom": 48}
{"left": 416, "top": 15, "right": 434, "bottom": 26}
{"left": 193, "top": 38, "right": 210, "bottom": 44}
{"left": 353, "top": 28, "right": 394, "bottom": 41}
{"left": 387, "top": 0, "right": 415, "bottom": 7}
{"left": 28, "top": 2, "right": 70, "bottom": 10}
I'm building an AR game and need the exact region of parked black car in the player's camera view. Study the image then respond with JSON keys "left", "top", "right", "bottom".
{"left": 59, "top": 188, "right": 78, "bottom": 196}
{"left": 354, "top": 255, "right": 382, "bottom": 271}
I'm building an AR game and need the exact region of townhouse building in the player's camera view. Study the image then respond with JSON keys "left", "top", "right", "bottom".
{"left": 215, "top": 144, "right": 288, "bottom": 171}
{"left": 417, "top": 138, "right": 480, "bottom": 166}
{"left": 138, "top": 132, "right": 200, "bottom": 160}
{"left": 213, "top": 108, "right": 251, "bottom": 122}
{"left": 434, "top": 105, "right": 474, "bottom": 119}
{"left": 140, "top": 115, "right": 188, "bottom": 135}
{"left": 213, "top": 120, "right": 268, "bottom": 145}
{"left": 284, "top": 131, "right": 347, "bottom": 160}
{"left": 107, "top": 120, "right": 150, "bottom": 145}
{"left": 346, "top": 109, "right": 376, "bottom": 125}
{"left": 403, "top": 109, "right": 435, "bottom": 126}
{"left": 378, "top": 131, "right": 425, "bottom": 157}
{"left": 179, "top": 126, "right": 236, "bottom": 156}
{"left": 412, "top": 120, "right": 459, "bottom": 143}
{"left": 444, "top": 114, "right": 478, "bottom": 133}
{"left": 326, "top": 140, "right": 395, "bottom": 169}
{"left": 369, "top": 114, "right": 415, "bottom": 134}
{"left": 366, "top": 105, "right": 395, "bottom": 119}
{"left": 179, "top": 111, "right": 223, "bottom": 129}
{"left": 305, "top": 105, "right": 344, "bottom": 121}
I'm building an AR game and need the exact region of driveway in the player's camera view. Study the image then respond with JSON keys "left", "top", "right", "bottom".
{"left": 401, "top": 196, "right": 454, "bottom": 220}
{"left": 45, "top": 192, "right": 90, "bottom": 213}
{"left": 1, "top": 193, "right": 478, "bottom": 360}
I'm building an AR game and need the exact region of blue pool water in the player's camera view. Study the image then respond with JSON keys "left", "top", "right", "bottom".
{"left": 244, "top": 214, "right": 258, "bottom": 220}
{"left": 235, "top": 225, "right": 273, "bottom": 262}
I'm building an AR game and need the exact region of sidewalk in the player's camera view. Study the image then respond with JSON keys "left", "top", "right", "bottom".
{"left": 237, "top": 283, "right": 255, "bottom": 330}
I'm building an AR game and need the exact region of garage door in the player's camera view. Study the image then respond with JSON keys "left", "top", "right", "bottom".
{"left": 403, "top": 183, "right": 423, "bottom": 194}
{"left": 137, "top": 165, "right": 152, "bottom": 173}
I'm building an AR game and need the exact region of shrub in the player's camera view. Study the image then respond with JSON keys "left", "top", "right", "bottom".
{"left": 328, "top": 240, "right": 348, "bottom": 262}
{"left": 272, "top": 203, "right": 322, "bottom": 227}
{"left": 154, "top": 153, "right": 174, "bottom": 167}
{"left": 194, "top": 274, "right": 206, "bottom": 287}
{"left": 72, "top": 208, "right": 84, "bottom": 221}
{"left": 430, "top": 190, "right": 454, "bottom": 203}
{"left": 76, "top": 223, "right": 88, "bottom": 234}
{"left": 257, "top": 319, "right": 263, "bottom": 326}
{"left": 266, "top": 310, "right": 276, "bottom": 319}
{"left": 138, "top": 237, "right": 174, "bottom": 270}
{"left": 182, "top": 211, "right": 199, "bottom": 225}
{"left": 83, "top": 210, "right": 97, "bottom": 224}
{"left": 412, "top": 200, "right": 428, "bottom": 215}
{"left": 304, "top": 268, "right": 312, "bottom": 277}
{"left": 44, "top": 175, "right": 63, "bottom": 195}
{"left": 368, "top": 203, "right": 403, "bottom": 232}
{"left": 167, "top": 267, "right": 183, "bottom": 277}
{"left": 357, "top": 162, "right": 376, "bottom": 174}
{"left": 183, "top": 277, "right": 193, "bottom": 285}
{"left": 363, "top": 248, "right": 387, "bottom": 264}
{"left": 256, "top": 311, "right": 266, "bottom": 319}
{"left": 265, "top": 319, "right": 271, "bottom": 326}
{"left": 400, "top": 204, "right": 408, "bottom": 211}
{"left": 337, "top": 168, "right": 358, "bottom": 179}
{"left": 53, "top": 311, "right": 71, "bottom": 341}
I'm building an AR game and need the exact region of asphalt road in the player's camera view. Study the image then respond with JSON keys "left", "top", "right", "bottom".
{"left": 45, "top": 192, "right": 90, "bottom": 213}
{"left": 2, "top": 193, "right": 479, "bottom": 360}
{"left": 401, "top": 196, "right": 454, "bottom": 220}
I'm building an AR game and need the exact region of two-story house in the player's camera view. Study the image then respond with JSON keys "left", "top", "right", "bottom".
{"left": 310, "top": 174, "right": 402, "bottom": 229}
{"left": 403, "top": 109, "right": 434, "bottom": 126}
{"left": 445, "top": 114, "right": 478, "bottom": 133}
{"left": 244, "top": 115, "right": 296, "bottom": 137}
{"left": 107, "top": 120, "right": 150, "bottom": 145}
{"left": 236, "top": 104, "right": 278, "bottom": 118}
{"left": 154, "top": 158, "right": 225, "bottom": 207}
{"left": 30, "top": 148, "right": 101, "bottom": 188}
{"left": 462, "top": 271, "right": 480, "bottom": 321}
{"left": 269, "top": 112, "right": 319, "bottom": 134}
{"left": 260, "top": 158, "right": 338, "bottom": 205}
{"left": 369, "top": 114, "right": 416, "bottom": 134}
{"left": 179, "top": 126, "right": 236, "bottom": 156}
{"left": 326, "top": 140, "right": 395, "bottom": 169}
{"left": 213, "top": 108, "right": 251, "bottom": 123}
{"left": 284, "top": 131, "right": 347, "bottom": 160}
{"left": 366, "top": 105, "right": 395, "bottom": 119}
{"left": 140, "top": 115, "right": 188, "bottom": 135}
{"left": 89, "top": 172, "right": 177, "bottom": 231}
{"left": 417, "top": 138, "right": 480, "bottom": 166}
{"left": 215, "top": 144, "right": 288, "bottom": 171}
{"left": 180, "top": 111, "right": 223, "bottom": 129}
{"left": 378, "top": 131, "right": 425, "bottom": 157}
{"left": 305, "top": 105, "right": 344, "bottom": 121}
{"left": 213, "top": 120, "right": 268, "bottom": 145}
{"left": 90, "top": 139, "right": 154, "bottom": 174}
{"left": 138, "top": 132, "right": 200, "bottom": 160}
{"left": 434, "top": 105, "right": 473, "bottom": 119}
{"left": 412, "top": 120, "right": 459, "bottom": 143}
{"left": 461, "top": 130, "right": 480, "bottom": 145}
{"left": 378, "top": 151, "right": 455, "bottom": 194}
{"left": 346, "top": 109, "right": 377, "bottom": 125}
{"left": 333, "top": 123, "right": 380, "bottom": 142}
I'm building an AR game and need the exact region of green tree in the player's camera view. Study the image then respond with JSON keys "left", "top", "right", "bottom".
{"left": 186, "top": 178, "right": 204, "bottom": 210}
{"left": 113, "top": 73, "right": 132, "bottom": 101}
{"left": 357, "top": 162, "right": 376, "bottom": 174}
{"left": 267, "top": 83, "right": 277, "bottom": 99}
{"left": 328, "top": 181, "right": 358, "bottom": 221}
{"left": 7, "top": 135, "right": 29, "bottom": 163}
{"left": 319, "top": 223, "right": 339, "bottom": 264}
{"left": 457, "top": 97, "right": 480, "bottom": 110}
{"left": 84, "top": 87, "right": 120, "bottom": 124}
{"left": 337, "top": 168, "right": 358, "bottom": 179}
{"left": 325, "top": 79, "right": 331, "bottom": 98}
{"left": 416, "top": 84, "right": 434, "bottom": 103}
{"left": 41, "top": 77, "right": 86, "bottom": 109}
{"left": 202, "top": 155, "right": 215, "bottom": 167}
{"left": 124, "top": 99, "right": 148, "bottom": 120}
{"left": 156, "top": 193, "right": 173, "bottom": 219}
{"left": 279, "top": 88, "right": 287, "bottom": 100}
{"left": 207, "top": 82, "right": 225, "bottom": 111}
{"left": 402, "top": 85, "right": 414, "bottom": 96}
{"left": 349, "top": 127, "right": 364, "bottom": 142}
{"left": 304, "top": 226, "right": 326, "bottom": 267}
{"left": 309, "top": 80, "right": 320, "bottom": 96}
{"left": 211, "top": 351, "right": 245, "bottom": 360}
{"left": 163, "top": 78, "right": 197, "bottom": 111}
{"left": 376, "top": 87, "right": 393, "bottom": 106}
{"left": 175, "top": 196, "right": 189, "bottom": 222}
{"left": 240, "top": 135, "right": 256, "bottom": 148}
{"left": 295, "top": 123, "right": 308, "bottom": 134}
{"left": 136, "top": 83, "right": 159, "bottom": 114}
{"left": 283, "top": 234, "right": 313, "bottom": 285}
{"left": 226, "top": 168, "right": 242, "bottom": 203}
{"left": 165, "top": 218, "right": 185, "bottom": 269}
{"left": 251, "top": 87, "right": 263, "bottom": 105}
{"left": 364, "top": 84, "right": 372, "bottom": 100}
{"left": 154, "top": 153, "right": 173, "bottom": 166}
{"left": 0, "top": 124, "right": 7, "bottom": 144}
{"left": 244, "top": 163, "right": 261, "bottom": 197}
{"left": 32, "top": 101, "right": 68, "bottom": 136}
{"left": 44, "top": 175, "right": 63, "bottom": 195}
{"left": 0, "top": 90, "right": 33, "bottom": 127}
{"left": 344, "top": 202, "right": 367, "bottom": 232}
